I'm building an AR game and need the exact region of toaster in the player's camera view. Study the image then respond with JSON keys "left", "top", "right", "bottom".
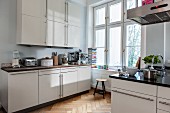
{"left": 22, "top": 57, "right": 37, "bottom": 67}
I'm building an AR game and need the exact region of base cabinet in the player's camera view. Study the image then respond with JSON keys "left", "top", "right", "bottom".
{"left": 62, "top": 71, "right": 78, "bottom": 97}
{"left": 39, "top": 74, "right": 60, "bottom": 104}
{"left": 77, "top": 66, "right": 91, "bottom": 93}
{"left": 8, "top": 71, "right": 39, "bottom": 113}
{"left": 111, "top": 89, "right": 156, "bottom": 113}
{"left": 158, "top": 109, "right": 170, "bottom": 113}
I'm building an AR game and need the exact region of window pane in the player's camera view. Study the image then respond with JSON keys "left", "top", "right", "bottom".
{"left": 126, "top": 47, "right": 141, "bottom": 67}
{"left": 95, "top": 7, "right": 106, "bottom": 26}
{"left": 138, "top": 0, "right": 142, "bottom": 7}
{"left": 127, "top": 0, "right": 136, "bottom": 10}
{"left": 126, "top": 24, "right": 141, "bottom": 46}
{"left": 96, "top": 29, "right": 105, "bottom": 47}
{"left": 96, "top": 48, "right": 105, "bottom": 65}
{"left": 109, "top": 26, "right": 121, "bottom": 66}
{"left": 110, "top": 2, "right": 121, "bottom": 23}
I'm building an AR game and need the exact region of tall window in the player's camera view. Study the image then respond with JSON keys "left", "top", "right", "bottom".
{"left": 94, "top": 0, "right": 142, "bottom": 68}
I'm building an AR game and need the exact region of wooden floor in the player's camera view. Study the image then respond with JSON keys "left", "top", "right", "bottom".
{"left": 31, "top": 89, "right": 111, "bottom": 113}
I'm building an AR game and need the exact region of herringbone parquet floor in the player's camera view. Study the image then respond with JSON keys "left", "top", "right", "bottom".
{"left": 31, "top": 89, "right": 111, "bottom": 113}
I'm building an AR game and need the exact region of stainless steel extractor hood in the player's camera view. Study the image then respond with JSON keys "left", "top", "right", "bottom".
{"left": 127, "top": 0, "right": 170, "bottom": 25}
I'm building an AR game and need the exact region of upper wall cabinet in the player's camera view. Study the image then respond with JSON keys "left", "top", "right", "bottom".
{"left": 19, "top": 0, "right": 46, "bottom": 18}
{"left": 47, "top": 0, "right": 66, "bottom": 23}
{"left": 17, "top": 0, "right": 47, "bottom": 46}
{"left": 17, "top": 0, "right": 81, "bottom": 47}
{"left": 68, "top": 2, "right": 81, "bottom": 27}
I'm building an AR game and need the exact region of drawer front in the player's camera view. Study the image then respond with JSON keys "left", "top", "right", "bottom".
{"left": 61, "top": 67, "right": 77, "bottom": 73}
{"left": 39, "top": 69, "right": 60, "bottom": 75}
{"left": 112, "top": 88, "right": 156, "bottom": 113}
{"left": 158, "top": 98, "right": 170, "bottom": 112}
{"left": 158, "top": 86, "right": 170, "bottom": 99}
{"left": 111, "top": 79, "right": 157, "bottom": 96}
{"left": 158, "top": 109, "right": 170, "bottom": 113}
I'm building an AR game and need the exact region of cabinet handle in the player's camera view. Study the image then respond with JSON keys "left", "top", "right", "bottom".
{"left": 159, "top": 101, "right": 170, "bottom": 106}
{"left": 10, "top": 71, "right": 38, "bottom": 75}
{"left": 112, "top": 90, "right": 154, "bottom": 101}
{"left": 67, "top": 2, "right": 68, "bottom": 22}
{"left": 45, "top": 0, "right": 47, "bottom": 18}
{"left": 62, "top": 74, "right": 64, "bottom": 97}
{"left": 65, "top": 2, "right": 67, "bottom": 22}
{"left": 59, "top": 74, "right": 62, "bottom": 98}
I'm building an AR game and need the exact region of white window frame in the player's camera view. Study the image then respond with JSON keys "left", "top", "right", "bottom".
{"left": 108, "top": 0, "right": 123, "bottom": 25}
{"left": 107, "top": 23, "right": 123, "bottom": 68}
{"left": 123, "top": 21, "right": 142, "bottom": 67}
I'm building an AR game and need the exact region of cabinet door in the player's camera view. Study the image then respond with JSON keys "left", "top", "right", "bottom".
{"left": 47, "top": 0, "right": 66, "bottom": 23}
{"left": 111, "top": 89, "right": 156, "bottom": 113}
{"left": 39, "top": 74, "right": 60, "bottom": 104}
{"left": 21, "top": 15, "right": 46, "bottom": 45}
{"left": 68, "top": 25, "right": 80, "bottom": 47}
{"left": 158, "top": 110, "right": 170, "bottom": 113}
{"left": 68, "top": 2, "right": 81, "bottom": 27}
{"left": 47, "top": 20, "right": 66, "bottom": 47}
{"left": 8, "top": 71, "right": 38, "bottom": 113}
{"left": 77, "top": 66, "right": 91, "bottom": 93}
{"left": 21, "top": 0, "right": 46, "bottom": 18}
{"left": 62, "top": 71, "right": 77, "bottom": 97}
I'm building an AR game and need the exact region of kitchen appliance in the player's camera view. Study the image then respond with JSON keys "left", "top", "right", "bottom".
{"left": 143, "top": 69, "right": 158, "bottom": 80}
{"left": 62, "top": 53, "right": 68, "bottom": 66}
{"left": 22, "top": 57, "right": 37, "bottom": 67}
{"left": 127, "top": 0, "right": 170, "bottom": 25}
{"left": 68, "top": 51, "right": 79, "bottom": 64}
{"left": 58, "top": 54, "right": 64, "bottom": 65}
{"left": 79, "top": 52, "right": 88, "bottom": 64}
{"left": 12, "top": 50, "right": 20, "bottom": 68}
{"left": 41, "top": 58, "right": 53, "bottom": 67}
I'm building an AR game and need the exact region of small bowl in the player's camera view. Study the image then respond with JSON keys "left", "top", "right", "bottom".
{"left": 127, "top": 67, "right": 138, "bottom": 76}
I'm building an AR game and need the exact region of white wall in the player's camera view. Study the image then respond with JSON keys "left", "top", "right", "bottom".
{"left": 0, "top": 0, "right": 87, "bottom": 63}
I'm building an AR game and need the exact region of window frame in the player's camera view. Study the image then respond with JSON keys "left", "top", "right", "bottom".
{"left": 123, "top": 21, "right": 142, "bottom": 67}
{"left": 108, "top": 0, "right": 123, "bottom": 25}
{"left": 93, "top": 0, "right": 142, "bottom": 68}
{"left": 107, "top": 23, "right": 123, "bottom": 68}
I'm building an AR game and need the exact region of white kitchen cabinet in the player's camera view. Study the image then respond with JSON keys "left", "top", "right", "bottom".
{"left": 157, "top": 86, "right": 170, "bottom": 112}
{"left": 158, "top": 109, "right": 170, "bottom": 113}
{"left": 68, "top": 25, "right": 80, "bottom": 47}
{"left": 47, "top": 20, "right": 66, "bottom": 47}
{"left": 18, "top": 0, "right": 46, "bottom": 18}
{"left": 62, "top": 71, "right": 78, "bottom": 97}
{"left": 47, "top": 0, "right": 66, "bottom": 23}
{"left": 8, "top": 71, "right": 39, "bottom": 113}
{"left": 39, "top": 69, "right": 60, "bottom": 104}
{"left": 77, "top": 66, "right": 91, "bottom": 93}
{"left": 111, "top": 88, "right": 157, "bottom": 113}
{"left": 61, "top": 67, "right": 78, "bottom": 97}
{"left": 68, "top": 2, "right": 81, "bottom": 27}
{"left": 17, "top": 15, "right": 46, "bottom": 45}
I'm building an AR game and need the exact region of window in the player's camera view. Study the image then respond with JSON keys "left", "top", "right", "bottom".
{"left": 93, "top": 0, "right": 142, "bottom": 68}
{"left": 125, "top": 24, "right": 141, "bottom": 67}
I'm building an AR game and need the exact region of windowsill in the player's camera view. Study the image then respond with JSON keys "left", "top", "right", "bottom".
{"left": 92, "top": 68, "right": 118, "bottom": 72}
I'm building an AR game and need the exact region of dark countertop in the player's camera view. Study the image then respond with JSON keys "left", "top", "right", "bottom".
{"left": 109, "top": 72, "right": 170, "bottom": 88}
{"left": 1, "top": 64, "right": 91, "bottom": 72}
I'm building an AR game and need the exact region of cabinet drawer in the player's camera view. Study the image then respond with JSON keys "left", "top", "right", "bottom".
{"left": 61, "top": 67, "right": 77, "bottom": 73}
{"left": 39, "top": 69, "right": 60, "bottom": 75}
{"left": 157, "top": 98, "right": 170, "bottom": 112}
{"left": 158, "top": 86, "right": 170, "bottom": 99}
{"left": 111, "top": 79, "right": 157, "bottom": 96}
{"left": 112, "top": 88, "right": 156, "bottom": 113}
{"left": 158, "top": 109, "right": 170, "bottom": 113}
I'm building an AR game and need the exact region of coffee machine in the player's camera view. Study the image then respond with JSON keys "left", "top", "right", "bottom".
{"left": 68, "top": 51, "right": 79, "bottom": 65}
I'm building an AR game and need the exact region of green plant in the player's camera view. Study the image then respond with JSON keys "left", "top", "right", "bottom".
{"left": 142, "top": 55, "right": 161, "bottom": 64}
